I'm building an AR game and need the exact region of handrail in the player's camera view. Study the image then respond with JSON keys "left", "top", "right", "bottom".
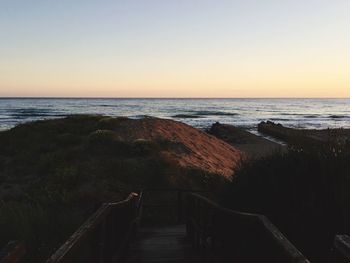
{"left": 334, "top": 235, "right": 350, "bottom": 262}
{"left": 140, "top": 188, "right": 209, "bottom": 224}
{"left": 46, "top": 193, "right": 141, "bottom": 263}
{"left": 142, "top": 188, "right": 208, "bottom": 192}
{"left": 45, "top": 188, "right": 201, "bottom": 263}
{"left": 186, "top": 193, "right": 310, "bottom": 263}
{"left": 45, "top": 188, "right": 309, "bottom": 263}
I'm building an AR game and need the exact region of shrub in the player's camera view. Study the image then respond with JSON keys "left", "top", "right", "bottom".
{"left": 0, "top": 201, "right": 84, "bottom": 263}
{"left": 222, "top": 140, "right": 350, "bottom": 263}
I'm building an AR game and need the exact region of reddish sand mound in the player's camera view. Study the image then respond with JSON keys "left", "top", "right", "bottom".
{"left": 102, "top": 117, "right": 242, "bottom": 178}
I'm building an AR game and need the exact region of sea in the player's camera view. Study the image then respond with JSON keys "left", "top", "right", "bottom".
{"left": 0, "top": 98, "right": 349, "bottom": 133}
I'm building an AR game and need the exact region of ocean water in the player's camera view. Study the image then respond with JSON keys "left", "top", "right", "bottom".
{"left": 0, "top": 98, "right": 349, "bottom": 132}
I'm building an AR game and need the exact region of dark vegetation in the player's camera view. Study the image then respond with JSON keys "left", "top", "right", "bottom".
{"left": 222, "top": 135, "right": 350, "bottom": 263}
{"left": 0, "top": 115, "right": 223, "bottom": 262}
{"left": 4, "top": 115, "right": 346, "bottom": 263}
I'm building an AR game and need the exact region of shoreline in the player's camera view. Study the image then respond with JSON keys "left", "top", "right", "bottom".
{"left": 258, "top": 121, "right": 350, "bottom": 145}
{"left": 1, "top": 98, "right": 350, "bottom": 132}
{"left": 2, "top": 115, "right": 349, "bottom": 155}
{"left": 208, "top": 122, "right": 287, "bottom": 159}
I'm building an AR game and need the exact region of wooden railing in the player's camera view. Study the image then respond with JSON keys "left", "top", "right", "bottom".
{"left": 140, "top": 188, "right": 208, "bottom": 224}
{"left": 45, "top": 189, "right": 309, "bottom": 263}
{"left": 45, "top": 192, "right": 141, "bottom": 263}
{"left": 334, "top": 235, "right": 350, "bottom": 263}
{"left": 186, "top": 193, "right": 310, "bottom": 263}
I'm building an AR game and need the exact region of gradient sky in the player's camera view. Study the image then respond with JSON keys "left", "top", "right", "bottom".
{"left": 0, "top": 0, "right": 349, "bottom": 98}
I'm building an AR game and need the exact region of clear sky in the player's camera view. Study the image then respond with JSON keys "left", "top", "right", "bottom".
{"left": 0, "top": 0, "right": 349, "bottom": 98}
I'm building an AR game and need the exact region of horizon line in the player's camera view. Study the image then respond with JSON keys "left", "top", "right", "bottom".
{"left": 0, "top": 96, "right": 350, "bottom": 100}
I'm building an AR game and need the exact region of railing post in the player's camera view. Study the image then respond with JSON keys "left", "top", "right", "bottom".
{"left": 211, "top": 212, "right": 218, "bottom": 253}
{"left": 194, "top": 198, "right": 200, "bottom": 249}
{"left": 177, "top": 190, "right": 183, "bottom": 223}
{"left": 98, "top": 217, "right": 107, "bottom": 263}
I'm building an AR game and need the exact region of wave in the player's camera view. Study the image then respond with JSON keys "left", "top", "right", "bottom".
{"left": 172, "top": 114, "right": 203, "bottom": 119}
{"left": 280, "top": 113, "right": 315, "bottom": 116}
{"left": 329, "top": 115, "right": 348, "bottom": 119}
{"left": 304, "top": 115, "right": 321, "bottom": 119}
{"left": 268, "top": 118, "right": 291, "bottom": 121}
{"left": 95, "top": 104, "right": 118, "bottom": 107}
{"left": 189, "top": 110, "right": 238, "bottom": 116}
{"left": 9, "top": 108, "right": 66, "bottom": 118}
{"left": 172, "top": 111, "right": 238, "bottom": 118}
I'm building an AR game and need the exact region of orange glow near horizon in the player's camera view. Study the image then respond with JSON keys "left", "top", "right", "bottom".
{"left": 0, "top": 1, "right": 349, "bottom": 98}
{"left": 1, "top": 54, "right": 349, "bottom": 98}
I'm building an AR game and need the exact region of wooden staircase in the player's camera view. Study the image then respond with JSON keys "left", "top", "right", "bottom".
{"left": 44, "top": 189, "right": 310, "bottom": 263}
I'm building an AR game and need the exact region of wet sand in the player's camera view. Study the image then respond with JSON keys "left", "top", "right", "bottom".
{"left": 258, "top": 121, "right": 350, "bottom": 144}
{"left": 208, "top": 122, "right": 286, "bottom": 159}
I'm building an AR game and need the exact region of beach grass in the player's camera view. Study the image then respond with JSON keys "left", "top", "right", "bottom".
{"left": 222, "top": 138, "right": 350, "bottom": 263}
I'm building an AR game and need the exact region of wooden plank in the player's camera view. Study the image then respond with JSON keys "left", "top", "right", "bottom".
{"left": 125, "top": 225, "right": 202, "bottom": 263}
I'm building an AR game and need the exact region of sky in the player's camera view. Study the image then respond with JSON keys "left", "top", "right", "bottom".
{"left": 0, "top": 0, "right": 349, "bottom": 98}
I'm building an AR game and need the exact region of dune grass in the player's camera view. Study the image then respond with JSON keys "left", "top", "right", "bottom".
{"left": 0, "top": 115, "right": 224, "bottom": 262}
{"left": 222, "top": 138, "right": 350, "bottom": 263}
{"left": 0, "top": 201, "right": 85, "bottom": 263}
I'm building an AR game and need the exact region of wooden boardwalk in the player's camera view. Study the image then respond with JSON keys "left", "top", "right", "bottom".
{"left": 45, "top": 190, "right": 310, "bottom": 263}
{"left": 125, "top": 225, "right": 203, "bottom": 263}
